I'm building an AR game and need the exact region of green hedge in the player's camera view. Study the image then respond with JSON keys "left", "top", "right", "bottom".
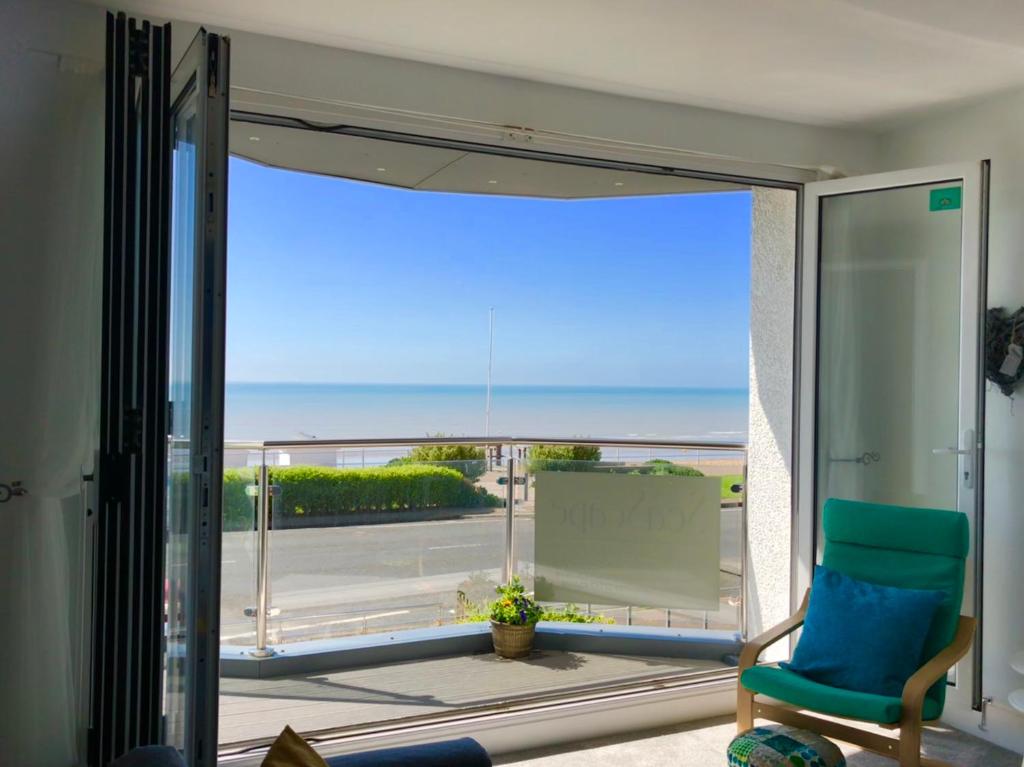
{"left": 388, "top": 442, "right": 487, "bottom": 481}
{"left": 628, "top": 459, "right": 704, "bottom": 477}
{"left": 175, "top": 469, "right": 257, "bottom": 532}
{"left": 527, "top": 443, "right": 602, "bottom": 473}
{"left": 221, "top": 464, "right": 499, "bottom": 530}
{"left": 527, "top": 451, "right": 706, "bottom": 479}
{"left": 721, "top": 473, "right": 744, "bottom": 500}
{"left": 223, "top": 468, "right": 258, "bottom": 531}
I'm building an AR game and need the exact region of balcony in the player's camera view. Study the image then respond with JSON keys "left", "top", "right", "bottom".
{"left": 217, "top": 437, "right": 748, "bottom": 752}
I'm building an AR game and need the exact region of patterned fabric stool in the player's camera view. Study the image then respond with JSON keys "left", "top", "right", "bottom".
{"left": 727, "top": 725, "right": 845, "bottom": 767}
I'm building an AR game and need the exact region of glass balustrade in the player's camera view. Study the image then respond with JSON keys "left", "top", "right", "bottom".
{"left": 514, "top": 446, "right": 744, "bottom": 632}
{"left": 218, "top": 437, "right": 747, "bottom": 746}
{"left": 221, "top": 438, "right": 744, "bottom": 649}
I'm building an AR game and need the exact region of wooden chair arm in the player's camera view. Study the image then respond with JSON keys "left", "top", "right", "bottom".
{"left": 738, "top": 589, "right": 810, "bottom": 673}
{"left": 900, "top": 615, "right": 976, "bottom": 721}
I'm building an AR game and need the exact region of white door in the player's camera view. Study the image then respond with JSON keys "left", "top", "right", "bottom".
{"left": 797, "top": 163, "right": 988, "bottom": 706}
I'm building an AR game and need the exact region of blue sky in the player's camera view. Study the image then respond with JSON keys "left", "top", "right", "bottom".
{"left": 226, "top": 156, "right": 752, "bottom": 388}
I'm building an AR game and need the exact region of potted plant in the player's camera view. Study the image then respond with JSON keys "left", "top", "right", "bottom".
{"left": 489, "top": 576, "right": 542, "bottom": 658}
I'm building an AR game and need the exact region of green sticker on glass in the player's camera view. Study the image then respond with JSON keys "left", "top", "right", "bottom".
{"left": 929, "top": 186, "right": 961, "bottom": 212}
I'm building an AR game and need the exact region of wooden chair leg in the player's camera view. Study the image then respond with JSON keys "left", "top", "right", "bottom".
{"left": 737, "top": 685, "right": 754, "bottom": 732}
{"left": 898, "top": 718, "right": 922, "bottom": 767}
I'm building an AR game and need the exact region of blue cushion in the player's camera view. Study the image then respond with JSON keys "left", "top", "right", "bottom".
{"left": 323, "top": 737, "right": 491, "bottom": 767}
{"left": 782, "top": 565, "right": 945, "bottom": 697}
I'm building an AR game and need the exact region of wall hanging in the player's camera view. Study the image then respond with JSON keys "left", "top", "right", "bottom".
{"left": 985, "top": 306, "right": 1024, "bottom": 397}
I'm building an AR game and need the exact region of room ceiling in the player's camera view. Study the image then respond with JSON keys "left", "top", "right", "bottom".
{"left": 89, "top": 0, "right": 1024, "bottom": 128}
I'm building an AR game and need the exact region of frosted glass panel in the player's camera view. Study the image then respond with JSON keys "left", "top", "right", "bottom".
{"left": 815, "top": 182, "right": 962, "bottom": 523}
{"left": 534, "top": 472, "right": 721, "bottom": 609}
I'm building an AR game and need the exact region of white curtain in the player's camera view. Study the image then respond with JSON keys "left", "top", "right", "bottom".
{"left": 0, "top": 13, "right": 104, "bottom": 762}
{"left": 817, "top": 204, "right": 868, "bottom": 509}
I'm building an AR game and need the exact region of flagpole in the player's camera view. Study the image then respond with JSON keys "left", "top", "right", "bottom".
{"left": 485, "top": 307, "right": 494, "bottom": 436}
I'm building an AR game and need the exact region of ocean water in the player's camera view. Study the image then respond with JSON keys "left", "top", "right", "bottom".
{"left": 224, "top": 383, "right": 748, "bottom": 444}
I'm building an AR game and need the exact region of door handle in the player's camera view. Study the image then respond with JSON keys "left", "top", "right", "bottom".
{"left": 932, "top": 428, "right": 975, "bottom": 490}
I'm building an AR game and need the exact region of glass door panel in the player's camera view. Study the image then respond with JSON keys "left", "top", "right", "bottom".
{"left": 800, "top": 163, "right": 986, "bottom": 708}
{"left": 164, "top": 28, "right": 229, "bottom": 766}
{"left": 164, "top": 88, "right": 199, "bottom": 753}
{"left": 815, "top": 182, "right": 964, "bottom": 517}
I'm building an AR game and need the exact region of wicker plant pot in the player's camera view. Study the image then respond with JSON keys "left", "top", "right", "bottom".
{"left": 490, "top": 620, "right": 536, "bottom": 659}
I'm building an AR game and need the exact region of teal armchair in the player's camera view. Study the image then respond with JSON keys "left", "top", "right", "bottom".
{"left": 737, "top": 499, "right": 975, "bottom": 767}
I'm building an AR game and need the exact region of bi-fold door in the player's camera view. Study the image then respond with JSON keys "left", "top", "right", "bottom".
{"left": 93, "top": 14, "right": 229, "bottom": 767}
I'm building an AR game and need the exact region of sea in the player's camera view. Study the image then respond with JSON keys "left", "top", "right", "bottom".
{"left": 225, "top": 383, "right": 747, "bottom": 464}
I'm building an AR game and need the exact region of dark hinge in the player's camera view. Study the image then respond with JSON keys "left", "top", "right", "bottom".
{"left": 128, "top": 28, "right": 149, "bottom": 78}
{"left": 123, "top": 408, "right": 144, "bottom": 453}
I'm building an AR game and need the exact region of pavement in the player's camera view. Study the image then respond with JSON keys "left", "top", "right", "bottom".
{"left": 220, "top": 507, "right": 742, "bottom": 645}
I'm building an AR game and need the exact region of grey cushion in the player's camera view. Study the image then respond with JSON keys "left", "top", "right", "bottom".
{"left": 323, "top": 737, "right": 491, "bottom": 766}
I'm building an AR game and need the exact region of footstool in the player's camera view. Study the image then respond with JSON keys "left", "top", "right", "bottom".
{"left": 727, "top": 725, "right": 845, "bottom": 767}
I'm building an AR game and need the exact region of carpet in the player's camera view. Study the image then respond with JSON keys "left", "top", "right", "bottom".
{"left": 492, "top": 715, "right": 1022, "bottom": 766}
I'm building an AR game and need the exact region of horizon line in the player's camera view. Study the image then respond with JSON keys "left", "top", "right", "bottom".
{"left": 225, "top": 380, "right": 749, "bottom": 391}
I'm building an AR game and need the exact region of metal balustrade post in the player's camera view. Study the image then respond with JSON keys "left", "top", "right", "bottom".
{"left": 522, "top": 447, "right": 530, "bottom": 502}
{"left": 251, "top": 449, "right": 274, "bottom": 657}
{"left": 503, "top": 451, "right": 516, "bottom": 583}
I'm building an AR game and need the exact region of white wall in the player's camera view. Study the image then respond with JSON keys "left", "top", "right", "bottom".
{"left": 875, "top": 90, "right": 1024, "bottom": 755}
{"left": 0, "top": 1, "right": 105, "bottom": 764}
{"left": 747, "top": 188, "right": 798, "bottom": 654}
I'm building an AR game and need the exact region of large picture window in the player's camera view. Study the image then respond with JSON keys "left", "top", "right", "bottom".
{"left": 216, "top": 124, "right": 793, "bottom": 751}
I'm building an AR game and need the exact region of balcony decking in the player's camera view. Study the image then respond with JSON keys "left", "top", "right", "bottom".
{"left": 218, "top": 649, "right": 728, "bottom": 746}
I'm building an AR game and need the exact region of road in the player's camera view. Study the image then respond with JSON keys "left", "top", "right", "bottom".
{"left": 220, "top": 508, "right": 741, "bottom": 644}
